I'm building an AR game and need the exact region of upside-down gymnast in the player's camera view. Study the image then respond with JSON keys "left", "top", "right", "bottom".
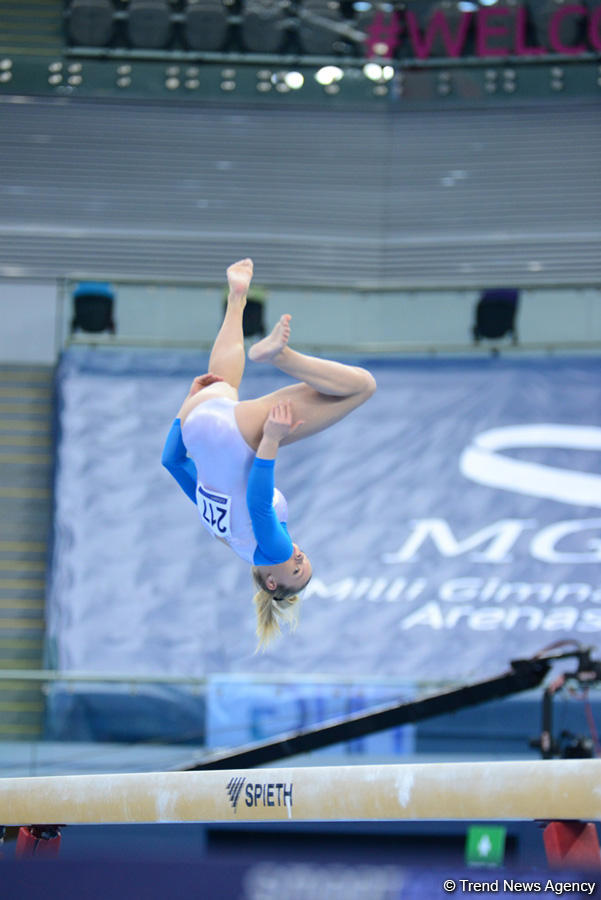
{"left": 162, "top": 258, "right": 376, "bottom": 647}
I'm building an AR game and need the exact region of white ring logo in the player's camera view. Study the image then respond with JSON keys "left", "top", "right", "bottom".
{"left": 459, "top": 424, "right": 601, "bottom": 507}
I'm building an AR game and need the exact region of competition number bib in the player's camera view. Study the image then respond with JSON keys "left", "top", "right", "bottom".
{"left": 197, "top": 482, "right": 232, "bottom": 539}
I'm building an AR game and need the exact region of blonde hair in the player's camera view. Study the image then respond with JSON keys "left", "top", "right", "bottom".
{"left": 251, "top": 567, "right": 301, "bottom": 652}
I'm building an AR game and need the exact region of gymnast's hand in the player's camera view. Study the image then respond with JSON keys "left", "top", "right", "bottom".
{"left": 186, "top": 373, "right": 225, "bottom": 398}
{"left": 262, "top": 400, "right": 304, "bottom": 444}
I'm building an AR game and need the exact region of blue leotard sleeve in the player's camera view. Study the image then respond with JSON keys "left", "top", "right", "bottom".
{"left": 161, "top": 418, "right": 198, "bottom": 504}
{"left": 247, "top": 457, "right": 294, "bottom": 565}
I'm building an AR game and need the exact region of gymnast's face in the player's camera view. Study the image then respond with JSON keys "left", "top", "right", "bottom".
{"left": 266, "top": 543, "right": 312, "bottom": 594}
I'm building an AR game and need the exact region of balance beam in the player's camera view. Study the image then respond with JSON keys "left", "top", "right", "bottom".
{"left": 1, "top": 759, "right": 600, "bottom": 826}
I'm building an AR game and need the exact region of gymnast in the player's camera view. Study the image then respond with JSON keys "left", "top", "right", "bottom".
{"left": 162, "top": 258, "right": 376, "bottom": 647}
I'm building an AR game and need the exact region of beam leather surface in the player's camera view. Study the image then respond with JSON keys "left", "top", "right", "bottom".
{"left": 1, "top": 760, "right": 600, "bottom": 825}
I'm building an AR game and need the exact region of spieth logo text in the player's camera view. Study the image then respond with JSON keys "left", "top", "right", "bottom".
{"left": 226, "top": 776, "right": 293, "bottom": 811}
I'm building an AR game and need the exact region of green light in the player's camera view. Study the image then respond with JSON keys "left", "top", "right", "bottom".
{"left": 465, "top": 825, "right": 507, "bottom": 867}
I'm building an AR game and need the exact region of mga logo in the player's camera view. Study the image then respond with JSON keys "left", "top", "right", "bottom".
{"left": 460, "top": 424, "right": 601, "bottom": 508}
{"left": 226, "top": 776, "right": 246, "bottom": 811}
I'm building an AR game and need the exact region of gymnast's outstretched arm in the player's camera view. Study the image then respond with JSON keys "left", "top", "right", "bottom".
{"left": 247, "top": 400, "right": 303, "bottom": 566}
{"left": 161, "top": 374, "right": 224, "bottom": 503}
{"left": 161, "top": 419, "right": 197, "bottom": 503}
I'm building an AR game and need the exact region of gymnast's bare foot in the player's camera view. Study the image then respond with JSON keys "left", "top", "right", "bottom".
{"left": 248, "top": 314, "right": 291, "bottom": 363}
{"left": 227, "top": 258, "right": 253, "bottom": 303}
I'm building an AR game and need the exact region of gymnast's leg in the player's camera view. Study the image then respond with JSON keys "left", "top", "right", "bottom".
{"left": 249, "top": 314, "right": 372, "bottom": 396}
{"left": 178, "top": 258, "right": 253, "bottom": 424}
{"left": 208, "top": 258, "right": 253, "bottom": 389}
{"left": 235, "top": 314, "right": 376, "bottom": 450}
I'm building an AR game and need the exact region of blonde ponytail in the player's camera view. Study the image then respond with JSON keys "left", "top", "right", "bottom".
{"left": 252, "top": 568, "right": 301, "bottom": 652}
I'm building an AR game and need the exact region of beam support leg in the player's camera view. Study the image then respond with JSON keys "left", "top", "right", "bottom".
{"left": 543, "top": 821, "right": 601, "bottom": 869}
{"left": 15, "top": 825, "right": 62, "bottom": 859}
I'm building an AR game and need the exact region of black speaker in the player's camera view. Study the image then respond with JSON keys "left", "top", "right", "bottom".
{"left": 71, "top": 282, "right": 116, "bottom": 334}
{"left": 473, "top": 289, "right": 519, "bottom": 343}
{"left": 222, "top": 293, "right": 266, "bottom": 339}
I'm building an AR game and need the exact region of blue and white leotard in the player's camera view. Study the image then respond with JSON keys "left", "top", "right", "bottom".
{"left": 161, "top": 396, "right": 293, "bottom": 566}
